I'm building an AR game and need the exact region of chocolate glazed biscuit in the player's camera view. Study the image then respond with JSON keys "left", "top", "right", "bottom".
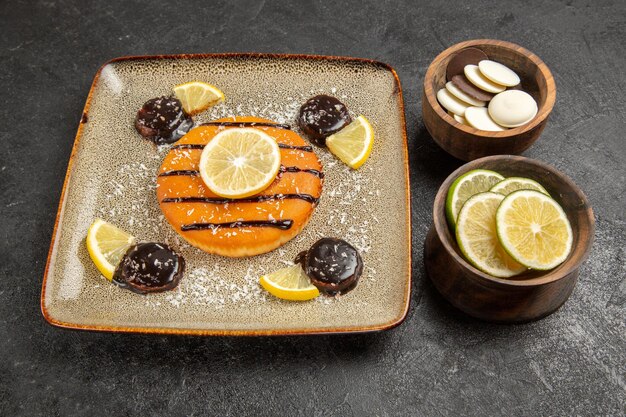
{"left": 113, "top": 242, "right": 185, "bottom": 294}
{"left": 297, "top": 95, "right": 352, "bottom": 146}
{"left": 135, "top": 96, "right": 194, "bottom": 144}
{"left": 295, "top": 237, "right": 363, "bottom": 295}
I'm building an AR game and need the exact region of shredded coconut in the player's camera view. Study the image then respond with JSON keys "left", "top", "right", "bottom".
{"left": 101, "top": 90, "right": 379, "bottom": 309}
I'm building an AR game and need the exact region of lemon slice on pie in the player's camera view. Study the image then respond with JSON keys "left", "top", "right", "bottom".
{"left": 260, "top": 264, "right": 320, "bottom": 301}
{"left": 173, "top": 81, "right": 225, "bottom": 115}
{"left": 199, "top": 127, "right": 281, "bottom": 199}
{"left": 86, "top": 219, "right": 136, "bottom": 280}
{"left": 326, "top": 115, "right": 374, "bottom": 169}
{"left": 496, "top": 190, "right": 573, "bottom": 270}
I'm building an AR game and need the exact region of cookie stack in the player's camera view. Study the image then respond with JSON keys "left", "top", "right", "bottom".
{"left": 437, "top": 47, "right": 538, "bottom": 131}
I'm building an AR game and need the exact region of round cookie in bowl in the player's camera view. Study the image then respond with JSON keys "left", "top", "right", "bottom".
{"left": 422, "top": 39, "right": 556, "bottom": 161}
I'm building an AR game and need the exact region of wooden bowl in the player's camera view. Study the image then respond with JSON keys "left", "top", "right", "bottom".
{"left": 422, "top": 39, "right": 556, "bottom": 161}
{"left": 424, "top": 155, "right": 594, "bottom": 323}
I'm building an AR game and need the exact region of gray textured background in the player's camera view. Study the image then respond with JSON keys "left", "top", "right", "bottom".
{"left": 1, "top": 0, "right": 625, "bottom": 415}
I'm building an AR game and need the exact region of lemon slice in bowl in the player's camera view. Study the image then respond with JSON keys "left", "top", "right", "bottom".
{"left": 456, "top": 192, "right": 526, "bottom": 278}
{"left": 199, "top": 127, "right": 281, "bottom": 199}
{"left": 445, "top": 169, "right": 504, "bottom": 228}
{"left": 260, "top": 264, "right": 320, "bottom": 301}
{"left": 326, "top": 115, "right": 374, "bottom": 169}
{"left": 496, "top": 190, "right": 573, "bottom": 270}
{"left": 86, "top": 219, "right": 136, "bottom": 280}
{"left": 173, "top": 81, "right": 224, "bottom": 115}
{"left": 490, "top": 177, "right": 549, "bottom": 196}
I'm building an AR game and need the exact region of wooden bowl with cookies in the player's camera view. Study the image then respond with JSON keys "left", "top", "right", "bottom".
{"left": 422, "top": 39, "right": 556, "bottom": 161}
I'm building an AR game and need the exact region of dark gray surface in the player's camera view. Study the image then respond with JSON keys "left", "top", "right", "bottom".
{"left": 1, "top": 0, "right": 624, "bottom": 415}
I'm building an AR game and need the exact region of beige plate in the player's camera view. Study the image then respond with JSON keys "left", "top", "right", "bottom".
{"left": 41, "top": 53, "right": 412, "bottom": 336}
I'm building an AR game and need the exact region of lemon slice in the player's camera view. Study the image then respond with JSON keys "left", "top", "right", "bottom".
{"left": 496, "top": 190, "right": 573, "bottom": 270}
{"left": 86, "top": 219, "right": 136, "bottom": 280}
{"left": 456, "top": 192, "right": 526, "bottom": 278}
{"left": 445, "top": 169, "right": 504, "bottom": 228}
{"left": 199, "top": 127, "right": 281, "bottom": 198}
{"left": 326, "top": 115, "right": 374, "bottom": 169}
{"left": 260, "top": 264, "right": 320, "bottom": 301}
{"left": 173, "top": 81, "right": 224, "bottom": 115}
{"left": 490, "top": 177, "right": 549, "bottom": 196}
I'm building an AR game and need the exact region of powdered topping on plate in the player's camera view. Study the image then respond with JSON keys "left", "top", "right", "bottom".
{"left": 98, "top": 90, "right": 380, "bottom": 309}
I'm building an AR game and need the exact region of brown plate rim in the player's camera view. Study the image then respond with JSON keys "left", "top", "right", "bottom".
{"left": 424, "top": 39, "right": 557, "bottom": 138}
{"left": 40, "top": 52, "right": 413, "bottom": 336}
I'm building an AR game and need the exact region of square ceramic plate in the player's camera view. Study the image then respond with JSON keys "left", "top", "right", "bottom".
{"left": 41, "top": 53, "right": 411, "bottom": 336}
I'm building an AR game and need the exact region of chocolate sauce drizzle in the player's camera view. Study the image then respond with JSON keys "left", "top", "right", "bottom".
{"left": 161, "top": 193, "right": 319, "bottom": 204}
{"left": 158, "top": 170, "right": 200, "bottom": 177}
{"left": 170, "top": 143, "right": 314, "bottom": 152}
{"left": 278, "top": 144, "right": 314, "bottom": 152}
{"left": 181, "top": 219, "right": 293, "bottom": 231}
{"left": 279, "top": 166, "right": 324, "bottom": 179}
{"left": 158, "top": 166, "right": 324, "bottom": 179}
{"left": 170, "top": 144, "right": 205, "bottom": 150}
{"left": 200, "top": 121, "right": 292, "bottom": 130}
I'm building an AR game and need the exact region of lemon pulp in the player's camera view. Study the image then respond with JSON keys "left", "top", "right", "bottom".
{"left": 456, "top": 192, "right": 526, "bottom": 278}
{"left": 326, "top": 115, "right": 374, "bottom": 169}
{"left": 259, "top": 264, "right": 320, "bottom": 301}
{"left": 173, "top": 81, "right": 224, "bottom": 115}
{"left": 198, "top": 128, "right": 281, "bottom": 199}
{"left": 496, "top": 190, "right": 573, "bottom": 270}
{"left": 86, "top": 219, "right": 136, "bottom": 280}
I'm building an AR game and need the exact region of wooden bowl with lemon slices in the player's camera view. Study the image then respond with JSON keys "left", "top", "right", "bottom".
{"left": 422, "top": 39, "right": 556, "bottom": 161}
{"left": 424, "top": 155, "right": 594, "bottom": 323}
